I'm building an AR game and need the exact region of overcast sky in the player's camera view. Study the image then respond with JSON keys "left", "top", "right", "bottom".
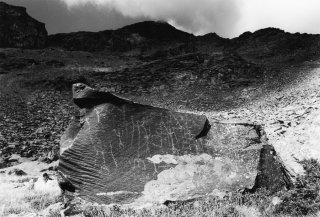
{"left": 4, "top": 0, "right": 320, "bottom": 38}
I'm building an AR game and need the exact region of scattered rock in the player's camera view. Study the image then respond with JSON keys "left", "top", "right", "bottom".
{"left": 0, "top": 89, "right": 73, "bottom": 158}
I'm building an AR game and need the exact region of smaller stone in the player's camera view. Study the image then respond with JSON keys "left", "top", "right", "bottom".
{"left": 9, "top": 154, "right": 21, "bottom": 162}
{"left": 8, "top": 142, "right": 18, "bottom": 149}
{"left": 211, "top": 77, "right": 216, "bottom": 85}
{"left": 41, "top": 202, "right": 63, "bottom": 217}
{"left": 0, "top": 157, "right": 5, "bottom": 166}
{"left": 159, "top": 85, "right": 165, "bottom": 90}
{"left": 34, "top": 173, "right": 62, "bottom": 195}
{"left": 271, "top": 196, "right": 282, "bottom": 206}
{"left": 266, "top": 196, "right": 282, "bottom": 213}
{"left": 24, "top": 179, "right": 35, "bottom": 190}
{"left": 8, "top": 168, "right": 27, "bottom": 176}
{"left": 209, "top": 189, "right": 226, "bottom": 199}
{"left": 37, "top": 156, "right": 47, "bottom": 162}
{"left": 25, "top": 150, "right": 35, "bottom": 158}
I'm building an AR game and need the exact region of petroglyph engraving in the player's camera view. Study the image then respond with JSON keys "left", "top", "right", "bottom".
{"left": 59, "top": 84, "right": 212, "bottom": 204}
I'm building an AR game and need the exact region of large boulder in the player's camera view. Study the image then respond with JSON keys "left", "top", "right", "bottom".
{"left": 0, "top": 2, "right": 47, "bottom": 48}
{"left": 58, "top": 84, "right": 290, "bottom": 205}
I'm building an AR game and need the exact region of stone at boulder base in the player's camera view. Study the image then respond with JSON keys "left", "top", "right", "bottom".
{"left": 34, "top": 173, "right": 62, "bottom": 195}
{"left": 7, "top": 168, "right": 26, "bottom": 176}
{"left": 58, "top": 83, "right": 290, "bottom": 205}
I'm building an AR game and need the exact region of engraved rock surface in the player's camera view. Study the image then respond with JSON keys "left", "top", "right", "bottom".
{"left": 58, "top": 84, "right": 290, "bottom": 205}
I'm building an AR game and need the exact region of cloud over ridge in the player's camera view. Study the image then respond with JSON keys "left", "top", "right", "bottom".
{"left": 59, "top": 0, "right": 241, "bottom": 37}
{"left": 59, "top": 0, "right": 320, "bottom": 38}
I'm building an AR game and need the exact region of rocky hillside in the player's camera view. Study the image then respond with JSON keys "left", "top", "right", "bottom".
{"left": 0, "top": 1, "right": 47, "bottom": 48}
{"left": 1, "top": 2, "right": 320, "bottom": 216}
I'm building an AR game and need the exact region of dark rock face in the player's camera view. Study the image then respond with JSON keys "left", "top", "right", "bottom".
{"left": 253, "top": 144, "right": 292, "bottom": 192}
{"left": 0, "top": 2, "right": 47, "bottom": 48}
{"left": 58, "top": 84, "right": 290, "bottom": 205}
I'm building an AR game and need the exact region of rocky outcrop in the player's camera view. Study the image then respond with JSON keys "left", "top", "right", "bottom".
{"left": 0, "top": 2, "right": 47, "bottom": 48}
{"left": 226, "top": 28, "right": 320, "bottom": 62}
{"left": 58, "top": 84, "right": 290, "bottom": 205}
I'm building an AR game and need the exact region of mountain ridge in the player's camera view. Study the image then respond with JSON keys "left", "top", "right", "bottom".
{"left": 47, "top": 20, "right": 320, "bottom": 63}
{"left": 1, "top": 0, "right": 320, "bottom": 61}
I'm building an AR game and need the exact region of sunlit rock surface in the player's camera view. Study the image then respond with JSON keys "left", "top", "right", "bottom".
{"left": 58, "top": 83, "right": 290, "bottom": 204}
{"left": 273, "top": 109, "right": 320, "bottom": 176}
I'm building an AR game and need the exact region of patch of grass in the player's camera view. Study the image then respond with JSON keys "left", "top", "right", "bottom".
{"left": 275, "top": 159, "right": 320, "bottom": 216}
{"left": 80, "top": 165, "right": 320, "bottom": 217}
{"left": 0, "top": 174, "right": 61, "bottom": 217}
{"left": 0, "top": 190, "right": 61, "bottom": 216}
{"left": 82, "top": 190, "right": 273, "bottom": 217}
{"left": 9, "top": 177, "right": 32, "bottom": 183}
{"left": 24, "top": 191, "right": 61, "bottom": 211}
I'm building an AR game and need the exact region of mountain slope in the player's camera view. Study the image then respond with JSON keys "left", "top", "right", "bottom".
{"left": 48, "top": 21, "right": 194, "bottom": 52}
